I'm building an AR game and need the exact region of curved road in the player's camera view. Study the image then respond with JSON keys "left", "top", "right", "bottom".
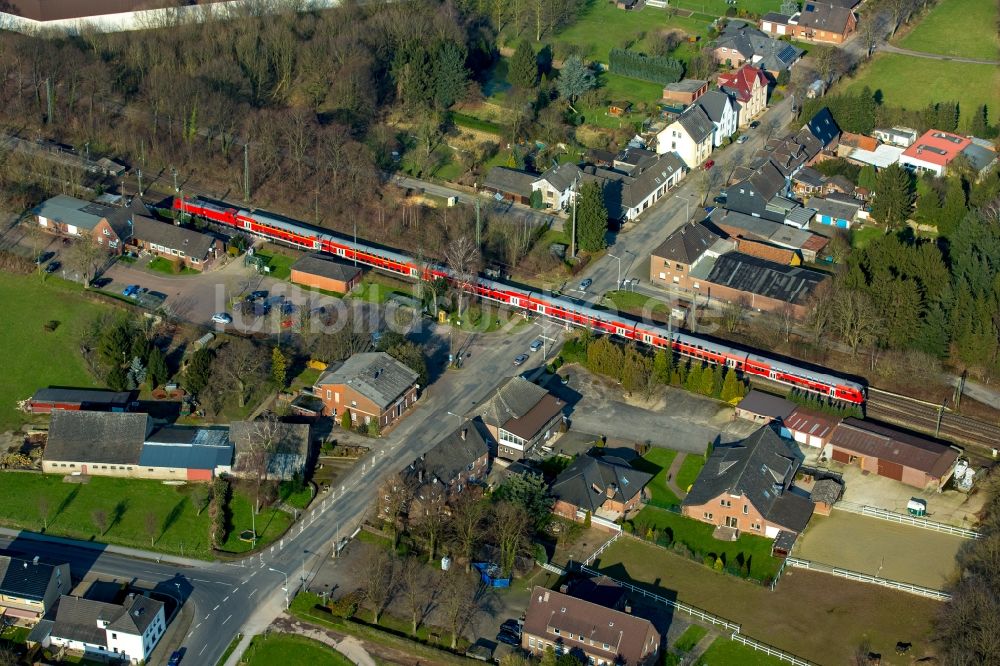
{"left": 878, "top": 42, "right": 1000, "bottom": 65}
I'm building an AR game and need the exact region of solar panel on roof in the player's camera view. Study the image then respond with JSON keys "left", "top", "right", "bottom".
{"left": 778, "top": 45, "right": 797, "bottom": 62}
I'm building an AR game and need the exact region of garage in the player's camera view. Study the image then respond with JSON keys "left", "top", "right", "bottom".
{"left": 877, "top": 458, "right": 904, "bottom": 481}
{"left": 831, "top": 448, "right": 851, "bottom": 464}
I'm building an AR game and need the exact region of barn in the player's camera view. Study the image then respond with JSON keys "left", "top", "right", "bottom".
{"left": 290, "top": 254, "right": 362, "bottom": 294}
{"left": 826, "top": 418, "right": 959, "bottom": 490}
{"left": 28, "top": 388, "right": 134, "bottom": 414}
{"left": 783, "top": 407, "right": 839, "bottom": 449}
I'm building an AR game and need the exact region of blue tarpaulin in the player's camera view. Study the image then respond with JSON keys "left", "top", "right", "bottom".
{"left": 473, "top": 562, "right": 511, "bottom": 588}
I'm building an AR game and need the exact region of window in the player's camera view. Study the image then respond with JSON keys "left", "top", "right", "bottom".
{"left": 553, "top": 628, "right": 560, "bottom": 635}
{"left": 743, "top": 504, "right": 749, "bottom": 514}
{"left": 103, "top": 228, "right": 110, "bottom": 236}
{"left": 529, "top": 638, "right": 536, "bottom": 647}
{"left": 703, "top": 512, "right": 713, "bottom": 519}
{"left": 351, "top": 400, "right": 357, "bottom": 407}
{"left": 326, "top": 390, "right": 332, "bottom": 400}
{"left": 112, "top": 633, "right": 117, "bottom": 639}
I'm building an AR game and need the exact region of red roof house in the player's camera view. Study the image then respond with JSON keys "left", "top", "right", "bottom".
{"left": 717, "top": 65, "right": 769, "bottom": 127}
{"left": 898, "top": 130, "right": 971, "bottom": 177}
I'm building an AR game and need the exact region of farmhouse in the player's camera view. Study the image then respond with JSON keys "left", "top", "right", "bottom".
{"left": 0, "top": 555, "right": 70, "bottom": 624}
{"left": 682, "top": 425, "right": 814, "bottom": 537}
{"left": 289, "top": 254, "right": 362, "bottom": 294}
{"left": 826, "top": 418, "right": 959, "bottom": 490}
{"left": 313, "top": 352, "right": 419, "bottom": 429}
{"left": 405, "top": 422, "right": 490, "bottom": 518}
{"left": 550, "top": 454, "right": 652, "bottom": 526}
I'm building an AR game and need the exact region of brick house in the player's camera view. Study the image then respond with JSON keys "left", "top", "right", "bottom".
{"left": 313, "top": 352, "right": 419, "bottom": 429}
{"left": 0, "top": 555, "right": 70, "bottom": 625}
{"left": 129, "top": 215, "right": 223, "bottom": 271}
{"left": 551, "top": 454, "right": 652, "bottom": 526}
{"left": 655, "top": 104, "right": 714, "bottom": 169}
{"left": 475, "top": 376, "right": 565, "bottom": 460}
{"left": 661, "top": 78, "right": 708, "bottom": 105}
{"left": 522, "top": 586, "right": 660, "bottom": 666}
{"left": 405, "top": 421, "right": 490, "bottom": 518}
{"left": 759, "top": 4, "right": 857, "bottom": 45}
{"left": 717, "top": 65, "right": 769, "bottom": 128}
{"left": 289, "top": 254, "right": 362, "bottom": 294}
{"left": 826, "top": 418, "right": 959, "bottom": 490}
{"left": 648, "top": 222, "right": 733, "bottom": 291}
{"left": 682, "top": 425, "right": 815, "bottom": 538}
{"left": 33, "top": 195, "right": 148, "bottom": 255}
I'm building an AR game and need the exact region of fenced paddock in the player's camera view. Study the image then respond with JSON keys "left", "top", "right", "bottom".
{"left": 836, "top": 501, "right": 981, "bottom": 539}
{"left": 784, "top": 557, "right": 952, "bottom": 601}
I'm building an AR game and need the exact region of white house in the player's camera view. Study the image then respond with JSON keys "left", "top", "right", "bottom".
{"left": 657, "top": 104, "right": 715, "bottom": 169}
{"left": 530, "top": 163, "right": 583, "bottom": 211}
{"left": 697, "top": 90, "right": 738, "bottom": 147}
{"left": 32, "top": 594, "right": 166, "bottom": 665}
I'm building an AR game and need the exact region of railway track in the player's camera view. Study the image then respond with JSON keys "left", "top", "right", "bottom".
{"left": 867, "top": 388, "right": 1000, "bottom": 459}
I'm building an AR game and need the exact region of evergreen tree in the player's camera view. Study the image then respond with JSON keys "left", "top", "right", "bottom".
{"left": 185, "top": 348, "right": 214, "bottom": 396}
{"left": 914, "top": 189, "right": 942, "bottom": 227}
{"left": 871, "top": 164, "right": 913, "bottom": 228}
{"left": 699, "top": 365, "right": 716, "bottom": 396}
{"left": 969, "top": 104, "right": 990, "bottom": 139}
{"left": 556, "top": 56, "right": 595, "bottom": 109}
{"left": 935, "top": 102, "right": 959, "bottom": 132}
{"left": 711, "top": 365, "right": 724, "bottom": 398}
{"left": 147, "top": 347, "right": 168, "bottom": 389}
{"left": 857, "top": 165, "right": 877, "bottom": 191}
{"left": 433, "top": 42, "right": 469, "bottom": 109}
{"left": 126, "top": 356, "right": 146, "bottom": 390}
{"left": 107, "top": 365, "right": 128, "bottom": 392}
{"left": 685, "top": 364, "right": 702, "bottom": 393}
{"left": 938, "top": 178, "right": 968, "bottom": 236}
{"left": 271, "top": 346, "right": 288, "bottom": 388}
{"left": 720, "top": 368, "right": 741, "bottom": 402}
{"left": 576, "top": 181, "right": 608, "bottom": 252}
{"left": 652, "top": 349, "right": 673, "bottom": 384}
{"left": 341, "top": 410, "right": 353, "bottom": 429}
{"left": 509, "top": 41, "right": 538, "bottom": 89}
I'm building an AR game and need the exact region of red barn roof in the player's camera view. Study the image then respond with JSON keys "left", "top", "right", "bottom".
{"left": 901, "top": 130, "right": 971, "bottom": 167}
{"left": 717, "top": 65, "right": 769, "bottom": 103}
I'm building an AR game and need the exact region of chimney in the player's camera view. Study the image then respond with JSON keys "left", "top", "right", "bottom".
{"left": 461, "top": 428, "right": 467, "bottom": 441}
{"left": 32, "top": 556, "right": 39, "bottom": 565}
{"left": 559, "top": 584, "right": 569, "bottom": 594}
{"left": 543, "top": 591, "right": 550, "bottom": 602}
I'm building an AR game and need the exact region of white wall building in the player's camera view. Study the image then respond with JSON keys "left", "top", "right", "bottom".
{"left": 657, "top": 105, "right": 715, "bottom": 169}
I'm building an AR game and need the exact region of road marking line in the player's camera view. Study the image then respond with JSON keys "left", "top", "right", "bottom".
{"left": 204, "top": 614, "right": 210, "bottom": 620}
{"left": 223, "top": 596, "right": 230, "bottom": 603}
{"left": 248, "top": 571, "right": 257, "bottom": 578}
{"left": 232, "top": 587, "right": 239, "bottom": 593}
{"left": 213, "top": 605, "right": 220, "bottom": 611}
{"left": 186, "top": 631, "right": 194, "bottom": 638}
{"left": 248, "top": 588, "right": 257, "bottom": 598}
{"left": 196, "top": 623, "right": 202, "bottom": 629}
{"left": 223, "top": 614, "right": 232, "bottom": 625}
{"left": 199, "top": 644, "right": 208, "bottom": 656}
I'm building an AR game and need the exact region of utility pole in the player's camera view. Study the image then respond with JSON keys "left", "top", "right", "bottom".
{"left": 84, "top": 142, "right": 90, "bottom": 164}
{"left": 570, "top": 176, "right": 578, "bottom": 259}
{"left": 243, "top": 142, "right": 250, "bottom": 202}
{"left": 45, "top": 78, "right": 53, "bottom": 124}
{"left": 475, "top": 198, "right": 481, "bottom": 248}
{"left": 136, "top": 169, "right": 143, "bottom": 197}
{"left": 171, "top": 167, "right": 178, "bottom": 193}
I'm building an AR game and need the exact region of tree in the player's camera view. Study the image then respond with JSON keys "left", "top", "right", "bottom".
{"left": 812, "top": 45, "right": 847, "bottom": 85}
{"left": 385, "top": 340, "right": 428, "bottom": 388}
{"left": 185, "top": 347, "right": 213, "bottom": 396}
{"left": 234, "top": 415, "right": 282, "bottom": 514}
{"left": 92, "top": 509, "right": 108, "bottom": 535}
{"left": 341, "top": 410, "right": 353, "bottom": 429}
{"left": 576, "top": 181, "right": 608, "bottom": 252}
{"left": 969, "top": 104, "right": 991, "bottom": 139}
{"left": 210, "top": 338, "right": 268, "bottom": 408}
{"left": 399, "top": 557, "right": 431, "bottom": 635}
{"left": 556, "top": 56, "right": 595, "bottom": 110}
{"left": 433, "top": 42, "right": 469, "bottom": 110}
{"left": 858, "top": 10, "right": 887, "bottom": 60}
{"left": 126, "top": 356, "right": 147, "bottom": 390}
{"left": 147, "top": 346, "right": 168, "bottom": 389}
{"left": 720, "top": 368, "right": 745, "bottom": 402}
{"left": 65, "top": 237, "right": 108, "bottom": 285}
{"left": 492, "top": 500, "right": 531, "bottom": 577}
{"left": 377, "top": 472, "right": 414, "bottom": 547}
{"left": 858, "top": 165, "right": 877, "bottom": 191}
{"left": 885, "top": 0, "right": 914, "bottom": 37}
{"left": 833, "top": 289, "right": 884, "bottom": 354}
{"left": 870, "top": 163, "right": 913, "bottom": 228}
{"left": 449, "top": 491, "right": 487, "bottom": 571}
{"left": 493, "top": 473, "right": 552, "bottom": 529}
{"left": 652, "top": 349, "right": 673, "bottom": 385}
{"left": 144, "top": 510, "right": 158, "bottom": 546}
{"left": 361, "top": 548, "right": 397, "bottom": 625}
{"left": 938, "top": 178, "right": 968, "bottom": 236}
{"left": 509, "top": 41, "right": 538, "bottom": 90}
{"left": 780, "top": 0, "right": 798, "bottom": 15}
{"left": 445, "top": 236, "right": 481, "bottom": 317}
{"left": 439, "top": 569, "right": 478, "bottom": 649}
{"left": 271, "top": 346, "right": 287, "bottom": 388}
{"left": 721, "top": 299, "right": 747, "bottom": 333}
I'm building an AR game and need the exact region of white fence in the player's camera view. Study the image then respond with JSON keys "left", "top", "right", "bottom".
{"left": 785, "top": 557, "right": 952, "bottom": 601}
{"left": 582, "top": 532, "right": 621, "bottom": 566}
{"left": 835, "top": 501, "right": 981, "bottom": 539}
{"left": 729, "top": 633, "right": 815, "bottom": 666}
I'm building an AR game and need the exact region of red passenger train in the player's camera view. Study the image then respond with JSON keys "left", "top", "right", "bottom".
{"left": 174, "top": 196, "right": 866, "bottom": 405}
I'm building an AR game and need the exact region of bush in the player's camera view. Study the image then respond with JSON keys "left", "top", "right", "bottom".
{"left": 341, "top": 410, "right": 352, "bottom": 429}
{"left": 703, "top": 554, "right": 716, "bottom": 568}
{"left": 43, "top": 320, "right": 59, "bottom": 332}
{"left": 328, "top": 591, "right": 361, "bottom": 618}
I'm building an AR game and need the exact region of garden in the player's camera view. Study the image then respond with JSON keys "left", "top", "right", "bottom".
{"left": 239, "top": 633, "right": 352, "bottom": 666}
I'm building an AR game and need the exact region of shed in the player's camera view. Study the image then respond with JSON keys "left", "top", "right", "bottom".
{"left": 734, "top": 390, "right": 796, "bottom": 424}
{"left": 609, "top": 101, "right": 632, "bottom": 117}
{"left": 810, "top": 478, "right": 842, "bottom": 515}
{"left": 290, "top": 254, "right": 362, "bottom": 294}
{"left": 784, "top": 407, "right": 839, "bottom": 448}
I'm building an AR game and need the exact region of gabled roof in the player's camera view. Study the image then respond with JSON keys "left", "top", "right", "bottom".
{"left": 316, "top": 352, "right": 419, "bottom": 409}
{"left": 536, "top": 163, "right": 584, "bottom": 193}
{"left": 676, "top": 104, "right": 715, "bottom": 144}
{"left": 797, "top": 2, "right": 855, "bottom": 34}
{"left": 551, "top": 455, "right": 653, "bottom": 513}
{"left": 140, "top": 427, "right": 233, "bottom": 471}
{"left": 784, "top": 407, "right": 839, "bottom": 440}
{"left": 32, "top": 195, "right": 115, "bottom": 232}
{"left": 736, "top": 238, "right": 797, "bottom": 265}
{"left": 793, "top": 166, "right": 826, "bottom": 188}
{"left": 718, "top": 64, "right": 768, "bottom": 103}
{"left": 477, "top": 376, "right": 565, "bottom": 440}
{"left": 737, "top": 390, "right": 796, "bottom": 420}
{"left": 716, "top": 23, "right": 804, "bottom": 72}
{"left": 697, "top": 89, "right": 735, "bottom": 124}
{"left": 484, "top": 167, "right": 538, "bottom": 198}
{"left": 409, "top": 421, "right": 489, "bottom": 486}
{"left": 290, "top": 254, "right": 362, "bottom": 283}
{"left": 651, "top": 222, "right": 724, "bottom": 265}
{"left": 0, "top": 556, "right": 63, "bottom": 601}
{"left": 131, "top": 215, "right": 217, "bottom": 258}
{"left": 805, "top": 108, "right": 841, "bottom": 147}
{"left": 706, "top": 252, "right": 826, "bottom": 304}
{"left": 45, "top": 411, "right": 151, "bottom": 465}
{"left": 830, "top": 418, "right": 959, "bottom": 478}
{"left": 961, "top": 143, "right": 998, "bottom": 172}
{"left": 663, "top": 78, "right": 708, "bottom": 93}
{"left": 683, "top": 425, "right": 814, "bottom": 532}
{"left": 52, "top": 593, "right": 163, "bottom": 645}
{"left": 742, "top": 160, "right": 787, "bottom": 200}
{"left": 30, "top": 387, "right": 133, "bottom": 407}
{"left": 806, "top": 195, "right": 861, "bottom": 221}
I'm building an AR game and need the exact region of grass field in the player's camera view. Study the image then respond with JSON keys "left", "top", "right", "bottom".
{"left": 254, "top": 250, "right": 297, "bottom": 280}
{"left": 897, "top": 0, "right": 1000, "bottom": 60}
{"left": 695, "top": 637, "right": 786, "bottom": 665}
{"left": 670, "top": 0, "right": 782, "bottom": 17}
{"left": 0, "top": 473, "right": 292, "bottom": 559}
{"left": 839, "top": 54, "right": 1000, "bottom": 130}
{"left": 241, "top": 633, "right": 352, "bottom": 666}
{"left": 631, "top": 507, "right": 781, "bottom": 579}
{"left": 673, "top": 624, "right": 708, "bottom": 652}
{"left": 850, "top": 225, "right": 883, "bottom": 249}
{"left": 594, "top": 538, "right": 941, "bottom": 665}
{"left": 675, "top": 454, "right": 706, "bottom": 492}
{"left": 631, "top": 448, "right": 681, "bottom": 508}
{"left": 147, "top": 257, "right": 198, "bottom": 276}
{"left": 0, "top": 273, "right": 111, "bottom": 432}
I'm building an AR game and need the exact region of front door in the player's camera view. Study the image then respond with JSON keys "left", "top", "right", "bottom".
{"left": 726, "top": 516, "right": 739, "bottom": 528}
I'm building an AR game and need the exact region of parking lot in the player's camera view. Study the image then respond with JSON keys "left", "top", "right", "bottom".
{"left": 794, "top": 510, "right": 966, "bottom": 589}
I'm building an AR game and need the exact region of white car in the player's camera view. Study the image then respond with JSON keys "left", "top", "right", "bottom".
{"left": 737, "top": 135, "right": 749, "bottom": 144}
{"left": 529, "top": 339, "right": 543, "bottom": 352}
{"left": 211, "top": 312, "right": 232, "bottom": 325}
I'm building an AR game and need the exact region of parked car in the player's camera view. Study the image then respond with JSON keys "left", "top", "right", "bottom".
{"left": 34, "top": 251, "right": 54, "bottom": 265}
{"left": 211, "top": 312, "right": 233, "bottom": 325}
{"left": 712, "top": 195, "right": 727, "bottom": 204}
{"left": 703, "top": 160, "right": 715, "bottom": 170}
{"left": 500, "top": 619, "right": 522, "bottom": 635}
{"left": 496, "top": 629, "right": 520, "bottom": 646}
{"left": 122, "top": 284, "right": 139, "bottom": 297}
{"left": 578, "top": 278, "right": 592, "bottom": 291}
{"left": 749, "top": 120, "right": 761, "bottom": 129}
{"left": 246, "top": 290, "right": 268, "bottom": 302}
{"left": 513, "top": 354, "right": 529, "bottom": 366}
{"left": 737, "top": 135, "right": 749, "bottom": 144}
{"left": 529, "top": 339, "right": 543, "bottom": 352}
{"left": 168, "top": 651, "right": 183, "bottom": 666}
{"left": 45, "top": 261, "right": 60, "bottom": 274}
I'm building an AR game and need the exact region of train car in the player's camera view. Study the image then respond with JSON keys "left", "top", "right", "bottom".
{"left": 173, "top": 194, "right": 866, "bottom": 404}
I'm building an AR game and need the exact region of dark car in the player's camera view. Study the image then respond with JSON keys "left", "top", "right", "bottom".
{"left": 34, "top": 251, "right": 54, "bottom": 265}
{"left": 713, "top": 195, "right": 727, "bottom": 204}
{"left": 578, "top": 278, "right": 593, "bottom": 291}
{"left": 749, "top": 120, "right": 761, "bottom": 129}
{"left": 45, "top": 261, "right": 60, "bottom": 274}
{"left": 247, "top": 290, "right": 268, "bottom": 301}
{"left": 496, "top": 629, "right": 520, "bottom": 646}
{"left": 500, "top": 619, "right": 522, "bottom": 635}
{"left": 168, "top": 651, "right": 183, "bottom": 666}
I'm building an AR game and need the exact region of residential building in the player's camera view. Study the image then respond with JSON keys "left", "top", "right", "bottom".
{"left": 230, "top": 420, "right": 311, "bottom": 481}
{"left": 761, "top": 3, "right": 857, "bottom": 44}
{"left": 734, "top": 390, "right": 797, "bottom": 425}
{"left": 701, "top": 252, "right": 827, "bottom": 316}
{"left": 827, "top": 418, "right": 959, "bottom": 490}
{"left": 30, "top": 593, "right": 166, "bottom": 665}
{"left": 708, "top": 208, "right": 828, "bottom": 262}
{"left": 960, "top": 142, "right": 998, "bottom": 181}
{"left": 791, "top": 166, "right": 827, "bottom": 196}
{"left": 27, "top": 388, "right": 134, "bottom": 414}
{"left": 475, "top": 376, "right": 565, "bottom": 460}
{"left": 843, "top": 144, "right": 905, "bottom": 170}
{"left": 0, "top": 556, "right": 70, "bottom": 624}
{"left": 697, "top": 89, "right": 739, "bottom": 147}
{"left": 872, "top": 127, "right": 918, "bottom": 148}
{"left": 313, "top": 352, "right": 420, "bottom": 428}
{"left": 656, "top": 104, "right": 714, "bottom": 169}
{"left": 405, "top": 422, "right": 489, "bottom": 518}
{"left": 682, "top": 425, "right": 815, "bottom": 537}
{"left": 33, "top": 195, "right": 147, "bottom": 254}
{"left": 587, "top": 151, "right": 686, "bottom": 222}
{"left": 531, "top": 163, "right": 584, "bottom": 210}
{"left": 711, "top": 22, "right": 804, "bottom": 75}
{"left": 836, "top": 131, "right": 878, "bottom": 156}
{"left": 784, "top": 407, "right": 839, "bottom": 449}
{"left": 649, "top": 222, "right": 734, "bottom": 290}
{"left": 807, "top": 195, "right": 861, "bottom": 228}
{"left": 551, "top": 455, "right": 653, "bottom": 526}
{"left": 522, "top": 586, "right": 660, "bottom": 666}
{"left": 717, "top": 64, "right": 769, "bottom": 127}
{"left": 898, "top": 129, "right": 972, "bottom": 177}
{"left": 128, "top": 215, "right": 223, "bottom": 271}
{"left": 289, "top": 254, "right": 362, "bottom": 294}
{"left": 482, "top": 167, "right": 537, "bottom": 205}
{"left": 722, "top": 160, "right": 786, "bottom": 218}
{"left": 661, "top": 78, "right": 708, "bottom": 105}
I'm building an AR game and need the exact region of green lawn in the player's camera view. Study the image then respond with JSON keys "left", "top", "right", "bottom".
{"left": 673, "top": 624, "right": 708, "bottom": 653}
{"left": 451, "top": 112, "right": 505, "bottom": 136}
{"left": 631, "top": 448, "right": 681, "bottom": 509}
{"left": 604, "top": 290, "right": 671, "bottom": 318}
{"left": 254, "top": 250, "right": 297, "bottom": 280}
{"left": 241, "top": 633, "right": 352, "bottom": 666}
{"left": 897, "top": 0, "right": 999, "bottom": 60}
{"left": 631, "top": 506, "right": 782, "bottom": 580}
{"left": 350, "top": 274, "right": 418, "bottom": 305}
{"left": 695, "top": 637, "right": 787, "bottom": 666}
{"left": 849, "top": 225, "right": 883, "bottom": 249}
{"left": 147, "top": 257, "right": 198, "bottom": 276}
{"left": 839, "top": 54, "right": 1000, "bottom": 131}
{"left": 279, "top": 480, "right": 313, "bottom": 510}
{"left": 0, "top": 273, "right": 111, "bottom": 432}
{"left": 675, "top": 454, "right": 706, "bottom": 492}
{"left": 0, "top": 473, "right": 292, "bottom": 559}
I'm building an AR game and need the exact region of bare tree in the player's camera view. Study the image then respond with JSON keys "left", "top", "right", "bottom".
{"left": 65, "top": 236, "right": 109, "bottom": 285}
{"left": 811, "top": 45, "right": 848, "bottom": 88}
{"left": 439, "top": 568, "right": 479, "bottom": 649}
{"left": 762, "top": 117, "right": 781, "bottom": 144}
{"left": 885, "top": 0, "right": 915, "bottom": 37}
{"left": 399, "top": 557, "right": 432, "bottom": 635}
{"left": 92, "top": 509, "right": 108, "bottom": 535}
{"left": 234, "top": 414, "right": 282, "bottom": 514}
{"left": 859, "top": 11, "right": 888, "bottom": 60}
{"left": 38, "top": 495, "right": 50, "bottom": 530}
{"left": 412, "top": 505, "right": 447, "bottom": 564}
{"left": 721, "top": 298, "right": 748, "bottom": 334}
{"left": 210, "top": 338, "right": 268, "bottom": 408}
{"left": 492, "top": 500, "right": 531, "bottom": 577}
{"left": 377, "top": 472, "right": 413, "bottom": 547}
{"left": 833, "top": 289, "right": 884, "bottom": 355}
{"left": 444, "top": 235, "right": 481, "bottom": 317}
{"left": 360, "top": 548, "right": 397, "bottom": 625}
{"left": 144, "top": 511, "right": 158, "bottom": 546}
{"left": 449, "top": 491, "right": 486, "bottom": 572}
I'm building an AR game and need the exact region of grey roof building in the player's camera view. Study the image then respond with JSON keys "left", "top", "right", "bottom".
{"left": 45, "top": 412, "right": 152, "bottom": 466}
{"left": 230, "top": 421, "right": 311, "bottom": 480}
{"left": 960, "top": 143, "right": 998, "bottom": 178}
{"left": 535, "top": 162, "right": 584, "bottom": 193}
{"left": 551, "top": 455, "right": 653, "bottom": 514}
{"left": 316, "top": 352, "right": 420, "bottom": 410}
{"left": 677, "top": 104, "right": 715, "bottom": 144}
{"left": 651, "top": 222, "right": 725, "bottom": 266}
{"left": 736, "top": 390, "right": 797, "bottom": 422}
{"left": 35, "top": 593, "right": 166, "bottom": 663}
{"left": 483, "top": 167, "right": 538, "bottom": 201}
{"left": 663, "top": 78, "right": 709, "bottom": 94}
{"left": 28, "top": 387, "right": 134, "bottom": 413}
{"left": 0, "top": 555, "right": 70, "bottom": 620}
{"left": 807, "top": 196, "right": 861, "bottom": 223}
{"left": 706, "top": 252, "right": 827, "bottom": 305}
{"left": 290, "top": 254, "right": 362, "bottom": 284}
{"left": 697, "top": 89, "right": 735, "bottom": 124}
{"left": 683, "top": 425, "right": 814, "bottom": 533}
{"left": 139, "top": 427, "right": 233, "bottom": 472}
{"left": 476, "top": 376, "right": 565, "bottom": 459}
{"left": 714, "top": 23, "right": 804, "bottom": 72}
{"left": 32, "top": 195, "right": 117, "bottom": 232}
{"left": 131, "top": 215, "right": 219, "bottom": 260}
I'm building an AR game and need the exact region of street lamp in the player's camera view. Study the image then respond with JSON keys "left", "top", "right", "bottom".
{"left": 608, "top": 253, "right": 623, "bottom": 288}
{"left": 268, "top": 567, "right": 290, "bottom": 609}
{"left": 674, "top": 195, "right": 689, "bottom": 224}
